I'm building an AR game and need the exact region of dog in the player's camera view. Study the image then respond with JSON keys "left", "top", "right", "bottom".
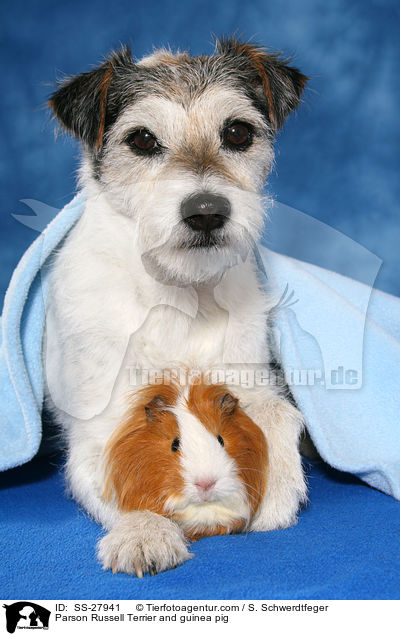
{"left": 44, "top": 36, "right": 308, "bottom": 576}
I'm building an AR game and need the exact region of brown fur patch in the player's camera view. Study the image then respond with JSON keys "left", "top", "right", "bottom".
{"left": 103, "top": 383, "right": 184, "bottom": 514}
{"left": 184, "top": 518, "right": 247, "bottom": 541}
{"left": 96, "top": 63, "right": 113, "bottom": 150}
{"left": 235, "top": 43, "right": 278, "bottom": 129}
{"left": 170, "top": 139, "right": 243, "bottom": 186}
{"left": 156, "top": 51, "right": 191, "bottom": 66}
{"left": 186, "top": 382, "right": 268, "bottom": 520}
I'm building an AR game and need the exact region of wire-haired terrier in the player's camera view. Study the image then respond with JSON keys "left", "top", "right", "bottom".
{"left": 45, "top": 36, "right": 308, "bottom": 576}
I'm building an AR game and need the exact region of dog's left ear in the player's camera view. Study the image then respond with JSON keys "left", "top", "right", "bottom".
{"left": 216, "top": 37, "right": 308, "bottom": 130}
{"left": 48, "top": 46, "right": 134, "bottom": 151}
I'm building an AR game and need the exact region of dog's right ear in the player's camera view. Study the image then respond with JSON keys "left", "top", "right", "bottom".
{"left": 49, "top": 46, "right": 133, "bottom": 151}
{"left": 216, "top": 36, "right": 308, "bottom": 131}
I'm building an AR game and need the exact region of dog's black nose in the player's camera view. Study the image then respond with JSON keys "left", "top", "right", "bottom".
{"left": 181, "top": 193, "right": 231, "bottom": 232}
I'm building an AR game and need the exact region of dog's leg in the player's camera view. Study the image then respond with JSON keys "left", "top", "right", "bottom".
{"left": 250, "top": 395, "right": 306, "bottom": 531}
{"left": 64, "top": 421, "right": 192, "bottom": 576}
{"left": 230, "top": 385, "right": 306, "bottom": 531}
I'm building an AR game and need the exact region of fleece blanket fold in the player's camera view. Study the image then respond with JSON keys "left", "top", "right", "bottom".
{"left": 1, "top": 194, "right": 399, "bottom": 499}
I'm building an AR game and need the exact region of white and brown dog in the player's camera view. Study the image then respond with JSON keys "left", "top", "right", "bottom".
{"left": 44, "top": 36, "right": 308, "bottom": 575}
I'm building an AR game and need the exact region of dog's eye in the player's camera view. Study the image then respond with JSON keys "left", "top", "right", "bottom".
{"left": 171, "top": 437, "right": 180, "bottom": 452}
{"left": 126, "top": 128, "right": 160, "bottom": 155}
{"left": 222, "top": 121, "right": 253, "bottom": 151}
{"left": 217, "top": 435, "right": 224, "bottom": 447}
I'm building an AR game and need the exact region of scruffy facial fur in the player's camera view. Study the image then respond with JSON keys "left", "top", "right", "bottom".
{"left": 103, "top": 381, "right": 268, "bottom": 540}
{"left": 50, "top": 37, "right": 307, "bottom": 284}
{"left": 45, "top": 37, "right": 308, "bottom": 577}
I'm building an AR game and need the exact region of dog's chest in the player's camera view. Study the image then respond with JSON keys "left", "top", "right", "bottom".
{"left": 129, "top": 289, "right": 230, "bottom": 368}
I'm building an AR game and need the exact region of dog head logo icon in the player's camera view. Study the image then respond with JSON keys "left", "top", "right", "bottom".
{"left": 3, "top": 602, "right": 50, "bottom": 633}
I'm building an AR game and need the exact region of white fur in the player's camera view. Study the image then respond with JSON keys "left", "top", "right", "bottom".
{"left": 44, "top": 73, "right": 306, "bottom": 575}
{"left": 97, "top": 510, "right": 192, "bottom": 576}
{"left": 163, "top": 393, "right": 250, "bottom": 533}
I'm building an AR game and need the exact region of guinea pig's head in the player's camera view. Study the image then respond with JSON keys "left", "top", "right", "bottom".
{"left": 103, "top": 381, "right": 268, "bottom": 539}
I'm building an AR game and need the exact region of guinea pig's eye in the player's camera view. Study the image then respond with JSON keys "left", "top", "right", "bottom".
{"left": 171, "top": 437, "right": 180, "bottom": 452}
{"left": 217, "top": 435, "right": 224, "bottom": 447}
{"left": 125, "top": 128, "right": 162, "bottom": 155}
{"left": 222, "top": 120, "right": 254, "bottom": 151}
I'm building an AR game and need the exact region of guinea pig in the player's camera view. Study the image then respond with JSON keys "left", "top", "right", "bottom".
{"left": 102, "top": 379, "right": 268, "bottom": 540}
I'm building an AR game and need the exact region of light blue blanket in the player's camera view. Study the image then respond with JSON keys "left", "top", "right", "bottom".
{"left": 1, "top": 194, "right": 399, "bottom": 499}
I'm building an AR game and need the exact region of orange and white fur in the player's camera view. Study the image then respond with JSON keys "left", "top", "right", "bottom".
{"left": 44, "top": 38, "right": 307, "bottom": 575}
{"left": 100, "top": 380, "right": 267, "bottom": 575}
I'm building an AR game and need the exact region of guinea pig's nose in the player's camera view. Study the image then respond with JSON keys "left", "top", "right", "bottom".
{"left": 195, "top": 479, "right": 216, "bottom": 499}
{"left": 181, "top": 193, "right": 231, "bottom": 232}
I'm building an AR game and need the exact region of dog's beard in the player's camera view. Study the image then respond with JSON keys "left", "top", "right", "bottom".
{"left": 141, "top": 225, "right": 253, "bottom": 286}
{"left": 178, "top": 233, "right": 224, "bottom": 250}
{"left": 132, "top": 185, "right": 266, "bottom": 286}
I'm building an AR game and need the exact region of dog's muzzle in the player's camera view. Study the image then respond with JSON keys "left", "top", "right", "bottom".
{"left": 181, "top": 193, "right": 231, "bottom": 233}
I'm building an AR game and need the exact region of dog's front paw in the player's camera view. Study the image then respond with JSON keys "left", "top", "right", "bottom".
{"left": 249, "top": 500, "right": 299, "bottom": 532}
{"left": 97, "top": 510, "right": 193, "bottom": 577}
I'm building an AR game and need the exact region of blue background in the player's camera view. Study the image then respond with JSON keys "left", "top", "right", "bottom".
{"left": 1, "top": 0, "right": 400, "bottom": 303}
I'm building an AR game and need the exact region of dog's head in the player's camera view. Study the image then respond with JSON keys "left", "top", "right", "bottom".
{"left": 50, "top": 37, "right": 307, "bottom": 283}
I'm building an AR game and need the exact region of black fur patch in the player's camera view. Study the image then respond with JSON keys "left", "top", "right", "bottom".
{"left": 49, "top": 46, "right": 136, "bottom": 151}
{"left": 215, "top": 36, "right": 308, "bottom": 129}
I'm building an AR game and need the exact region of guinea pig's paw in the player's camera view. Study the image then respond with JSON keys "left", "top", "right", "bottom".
{"left": 97, "top": 510, "right": 193, "bottom": 577}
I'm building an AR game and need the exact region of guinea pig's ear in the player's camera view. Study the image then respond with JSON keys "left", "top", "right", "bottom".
{"left": 145, "top": 395, "right": 169, "bottom": 422}
{"left": 48, "top": 46, "right": 134, "bottom": 151}
{"left": 216, "top": 36, "right": 308, "bottom": 130}
{"left": 218, "top": 392, "right": 238, "bottom": 416}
